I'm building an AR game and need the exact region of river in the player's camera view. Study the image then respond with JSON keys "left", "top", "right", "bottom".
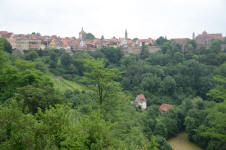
{"left": 167, "top": 132, "right": 203, "bottom": 150}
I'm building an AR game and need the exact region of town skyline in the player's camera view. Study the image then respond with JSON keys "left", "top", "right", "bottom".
{"left": 1, "top": 28, "right": 225, "bottom": 56}
{"left": 0, "top": 28, "right": 225, "bottom": 40}
{"left": 1, "top": 0, "right": 226, "bottom": 39}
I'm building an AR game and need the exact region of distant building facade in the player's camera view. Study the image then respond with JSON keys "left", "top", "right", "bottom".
{"left": 172, "top": 38, "right": 189, "bottom": 51}
{"left": 159, "top": 104, "right": 172, "bottom": 112}
{"left": 132, "top": 94, "right": 147, "bottom": 110}
{"left": 195, "top": 31, "right": 224, "bottom": 47}
{"left": 16, "top": 39, "right": 41, "bottom": 50}
{"left": 0, "top": 29, "right": 160, "bottom": 55}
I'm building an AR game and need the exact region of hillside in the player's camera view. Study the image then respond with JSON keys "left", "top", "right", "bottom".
{"left": 49, "top": 74, "right": 87, "bottom": 92}
{"left": 0, "top": 38, "right": 226, "bottom": 150}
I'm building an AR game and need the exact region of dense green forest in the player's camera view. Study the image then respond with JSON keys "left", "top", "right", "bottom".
{"left": 0, "top": 37, "right": 226, "bottom": 150}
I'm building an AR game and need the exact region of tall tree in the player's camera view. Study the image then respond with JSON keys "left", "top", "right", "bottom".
{"left": 100, "top": 47, "right": 124, "bottom": 65}
{"left": 0, "top": 38, "right": 12, "bottom": 53}
{"left": 86, "top": 33, "right": 95, "bottom": 40}
{"left": 156, "top": 36, "right": 168, "bottom": 46}
{"left": 85, "top": 59, "right": 121, "bottom": 104}
{"left": 140, "top": 45, "right": 149, "bottom": 59}
{"left": 25, "top": 51, "right": 39, "bottom": 61}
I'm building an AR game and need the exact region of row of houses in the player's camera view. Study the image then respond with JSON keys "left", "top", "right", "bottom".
{"left": 0, "top": 29, "right": 156, "bottom": 53}
{"left": 1, "top": 30, "right": 225, "bottom": 54}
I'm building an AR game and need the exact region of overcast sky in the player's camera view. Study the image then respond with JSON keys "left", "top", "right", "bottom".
{"left": 0, "top": 0, "right": 225, "bottom": 39}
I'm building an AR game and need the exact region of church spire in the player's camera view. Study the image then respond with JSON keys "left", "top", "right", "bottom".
{"left": 192, "top": 32, "right": 195, "bottom": 40}
{"left": 79, "top": 27, "right": 86, "bottom": 40}
{"left": 125, "top": 29, "right": 128, "bottom": 40}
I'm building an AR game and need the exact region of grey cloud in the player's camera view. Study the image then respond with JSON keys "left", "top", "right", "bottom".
{"left": 0, "top": 0, "right": 225, "bottom": 39}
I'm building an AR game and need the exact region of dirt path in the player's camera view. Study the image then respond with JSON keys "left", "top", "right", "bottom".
{"left": 168, "top": 132, "right": 203, "bottom": 150}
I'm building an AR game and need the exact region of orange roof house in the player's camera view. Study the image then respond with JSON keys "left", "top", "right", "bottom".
{"left": 159, "top": 104, "right": 172, "bottom": 112}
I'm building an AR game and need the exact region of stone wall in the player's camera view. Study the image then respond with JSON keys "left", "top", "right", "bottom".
{"left": 123, "top": 47, "right": 141, "bottom": 56}
{"left": 148, "top": 46, "right": 161, "bottom": 53}
{"left": 222, "top": 44, "right": 226, "bottom": 51}
{"left": 123, "top": 46, "right": 161, "bottom": 56}
{"left": 16, "top": 39, "right": 41, "bottom": 50}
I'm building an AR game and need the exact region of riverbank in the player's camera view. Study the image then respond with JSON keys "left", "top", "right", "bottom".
{"left": 168, "top": 132, "right": 203, "bottom": 150}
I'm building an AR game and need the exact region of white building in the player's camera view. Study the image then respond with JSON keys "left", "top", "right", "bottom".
{"left": 133, "top": 94, "right": 147, "bottom": 110}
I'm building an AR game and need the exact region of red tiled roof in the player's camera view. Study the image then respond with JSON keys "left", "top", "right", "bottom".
{"left": 159, "top": 104, "right": 172, "bottom": 112}
{"left": 110, "top": 38, "right": 118, "bottom": 43}
{"left": 137, "top": 94, "right": 146, "bottom": 102}
{"left": 208, "top": 34, "right": 223, "bottom": 40}
{"left": 70, "top": 40, "right": 80, "bottom": 48}
{"left": 137, "top": 39, "right": 154, "bottom": 44}
{"left": 62, "top": 39, "right": 70, "bottom": 47}
{"left": 0, "top": 31, "right": 9, "bottom": 35}
{"left": 93, "top": 39, "right": 102, "bottom": 44}
{"left": 137, "top": 39, "right": 146, "bottom": 43}
{"left": 197, "top": 32, "right": 224, "bottom": 41}
{"left": 86, "top": 41, "right": 94, "bottom": 45}
{"left": 106, "top": 39, "right": 112, "bottom": 42}
{"left": 127, "top": 40, "right": 134, "bottom": 45}
{"left": 119, "top": 38, "right": 125, "bottom": 42}
{"left": 146, "top": 38, "right": 154, "bottom": 43}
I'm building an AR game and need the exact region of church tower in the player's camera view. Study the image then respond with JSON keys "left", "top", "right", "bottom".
{"left": 125, "top": 29, "right": 128, "bottom": 40}
{"left": 192, "top": 32, "right": 195, "bottom": 40}
{"left": 79, "top": 27, "right": 86, "bottom": 47}
{"left": 79, "top": 27, "right": 86, "bottom": 40}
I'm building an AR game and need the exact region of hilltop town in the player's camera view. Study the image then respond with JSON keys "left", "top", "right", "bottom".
{"left": 1, "top": 29, "right": 226, "bottom": 150}
{"left": 0, "top": 29, "right": 225, "bottom": 55}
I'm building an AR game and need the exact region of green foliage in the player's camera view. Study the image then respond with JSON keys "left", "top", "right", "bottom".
{"left": 147, "top": 52, "right": 170, "bottom": 66}
{"left": 84, "top": 59, "right": 121, "bottom": 104}
{"left": 133, "top": 38, "right": 139, "bottom": 41}
{"left": 156, "top": 36, "right": 168, "bottom": 46}
{"left": 60, "top": 53, "right": 72, "bottom": 66}
{"left": 0, "top": 47, "right": 9, "bottom": 72}
{"left": 161, "top": 76, "right": 176, "bottom": 95}
{"left": 16, "top": 85, "right": 62, "bottom": 113}
{"left": 34, "top": 61, "right": 48, "bottom": 73}
{"left": 25, "top": 51, "right": 39, "bottom": 61}
{"left": 0, "top": 100, "right": 37, "bottom": 150}
{"left": 154, "top": 108, "right": 184, "bottom": 139}
{"left": 100, "top": 47, "right": 124, "bottom": 65}
{"left": 155, "top": 136, "right": 173, "bottom": 150}
{"left": 207, "top": 75, "right": 226, "bottom": 102}
{"left": 0, "top": 38, "right": 12, "bottom": 53}
{"left": 184, "top": 95, "right": 226, "bottom": 150}
{"left": 0, "top": 101, "right": 124, "bottom": 150}
{"left": 86, "top": 33, "right": 95, "bottom": 40}
{"left": 1, "top": 38, "right": 226, "bottom": 150}
{"left": 140, "top": 45, "right": 149, "bottom": 59}
{"left": 210, "top": 39, "right": 222, "bottom": 53}
{"left": 0, "top": 65, "right": 21, "bottom": 101}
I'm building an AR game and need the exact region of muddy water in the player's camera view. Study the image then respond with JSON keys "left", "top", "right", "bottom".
{"left": 168, "top": 132, "right": 203, "bottom": 150}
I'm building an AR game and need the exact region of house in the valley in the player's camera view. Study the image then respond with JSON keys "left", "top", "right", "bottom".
{"left": 133, "top": 94, "right": 147, "bottom": 110}
{"left": 159, "top": 103, "right": 172, "bottom": 112}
